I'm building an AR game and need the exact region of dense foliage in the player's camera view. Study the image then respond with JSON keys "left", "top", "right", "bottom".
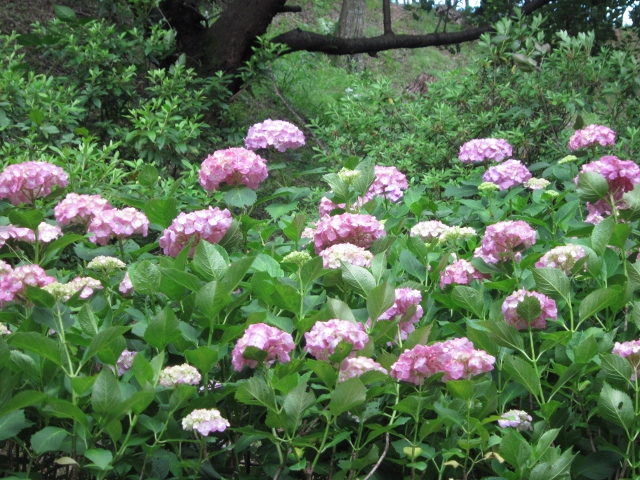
{"left": 3, "top": 5, "right": 640, "bottom": 480}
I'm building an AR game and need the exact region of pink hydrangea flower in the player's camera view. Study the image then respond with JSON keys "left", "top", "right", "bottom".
{"left": 474, "top": 220, "right": 536, "bottom": 264}
{"left": 410, "top": 220, "right": 451, "bottom": 242}
{"left": 502, "top": 289, "right": 557, "bottom": 330}
{"left": 159, "top": 207, "right": 232, "bottom": 257}
{"left": 37, "top": 223, "right": 62, "bottom": 243}
{"left": 568, "top": 124, "right": 616, "bottom": 151}
{"left": 363, "top": 165, "right": 408, "bottom": 203}
{"left": 159, "top": 364, "right": 202, "bottom": 387}
{"left": 535, "top": 245, "right": 586, "bottom": 274}
{"left": 245, "top": 119, "right": 305, "bottom": 152}
{"left": 0, "top": 260, "right": 11, "bottom": 275}
{"left": 320, "top": 243, "right": 373, "bottom": 269}
{"left": 0, "top": 225, "right": 35, "bottom": 247}
{"left": 232, "top": 323, "right": 295, "bottom": 371}
{"left": 313, "top": 213, "right": 385, "bottom": 254}
{"left": 54, "top": 193, "right": 112, "bottom": 226}
{"left": 182, "top": 408, "right": 230, "bottom": 436}
{"left": 88, "top": 208, "right": 149, "bottom": 245}
{"left": 390, "top": 338, "right": 495, "bottom": 385}
{"left": 613, "top": 340, "right": 640, "bottom": 380}
{"left": 117, "top": 349, "right": 137, "bottom": 376}
{"left": 458, "top": 138, "right": 513, "bottom": 163}
{"left": 0, "top": 323, "right": 10, "bottom": 335}
{"left": 304, "top": 319, "right": 369, "bottom": 361}
{"left": 319, "top": 197, "right": 346, "bottom": 217}
{"left": 498, "top": 410, "right": 533, "bottom": 431}
{"left": 43, "top": 276, "right": 103, "bottom": 301}
{"left": 440, "top": 259, "right": 486, "bottom": 288}
{"left": 482, "top": 160, "right": 532, "bottom": 190}
{"left": 371, "top": 288, "right": 424, "bottom": 342}
{"left": 119, "top": 272, "right": 134, "bottom": 296}
{"left": 0, "top": 161, "right": 68, "bottom": 205}
{"left": 0, "top": 264, "right": 56, "bottom": 305}
{"left": 339, "top": 357, "right": 387, "bottom": 383}
{"left": 199, "top": 148, "right": 268, "bottom": 191}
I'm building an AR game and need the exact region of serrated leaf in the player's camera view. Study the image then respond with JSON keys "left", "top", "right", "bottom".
{"left": 144, "top": 198, "right": 177, "bottom": 228}
{"left": 478, "top": 320, "right": 524, "bottom": 351}
{"left": 8, "top": 332, "right": 62, "bottom": 366}
{"left": 235, "top": 377, "right": 276, "bottom": 410}
{"left": 83, "top": 326, "right": 130, "bottom": 364}
{"left": 8, "top": 209, "right": 44, "bottom": 231}
{"left": 129, "top": 260, "right": 161, "bottom": 295}
{"left": 192, "top": 240, "right": 228, "bottom": 281}
{"left": 341, "top": 262, "right": 376, "bottom": 297}
{"left": 600, "top": 353, "right": 633, "bottom": 387}
{"left": 144, "top": 305, "right": 181, "bottom": 349}
{"left": 53, "top": 4, "right": 77, "bottom": 21}
{"left": 451, "top": 286, "right": 485, "bottom": 318}
{"left": 577, "top": 171, "right": 609, "bottom": 203}
{"left": 0, "top": 410, "right": 29, "bottom": 441}
{"left": 532, "top": 268, "right": 570, "bottom": 300}
{"left": 224, "top": 187, "right": 257, "bottom": 208}
{"left": 598, "top": 382, "right": 634, "bottom": 427}
{"left": 503, "top": 355, "right": 541, "bottom": 399}
{"left": 283, "top": 381, "right": 315, "bottom": 434}
{"left": 367, "top": 282, "right": 395, "bottom": 321}
{"left": 31, "top": 426, "right": 68, "bottom": 454}
{"left": 329, "top": 377, "right": 366, "bottom": 415}
{"left": 579, "top": 288, "right": 621, "bottom": 323}
{"left": 84, "top": 448, "right": 113, "bottom": 470}
{"left": 92, "top": 369, "right": 122, "bottom": 417}
{"left": 591, "top": 216, "right": 615, "bottom": 255}
{"left": 516, "top": 295, "right": 542, "bottom": 323}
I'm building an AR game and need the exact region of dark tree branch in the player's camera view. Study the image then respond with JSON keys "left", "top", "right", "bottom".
{"left": 277, "top": 5, "right": 302, "bottom": 13}
{"left": 273, "top": 0, "right": 551, "bottom": 56}
{"left": 383, "top": 0, "right": 393, "bottom": 35}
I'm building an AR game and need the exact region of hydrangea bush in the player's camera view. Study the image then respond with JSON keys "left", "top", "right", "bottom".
{"left": 3, "top": 114, "right": 640, "bottom": 480}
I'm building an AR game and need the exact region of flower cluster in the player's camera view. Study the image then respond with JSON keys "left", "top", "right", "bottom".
{"left": 0, "top": 323, "right": 10, "bottom": 335}
{"left": 42, "top": 276, "right": 102, "bottom": 301}
{"left": 502, "top": 289, "right": 557, "bottom": 330}
{"left": 88, "top": 208, "right": 149, "bottom": 246}
{"left": 525, "top": 178, "right": 551, "bottom": 190}
{"left": 199, "top": 148, "right": 268, "bottom": 191}
{"left": 159, "top": 207, "right": 232, "bottom": 257}
{"left": 319, "top": 196, "right": 345, "bottom": 217}
{"left": 440, "top": 259, "right": 485, "bottom": 288}
{"left": 439, "top": 226, "right": 477, "bottom": 243}
{"left": 245, "top": 119, "right": 305, "bottom": 152}
{"left": 232, "top": 323, "right": 295, "bottom": 371}
{"left": 116, "top": 349, "right": 137, "bottom": 376}
{"left": 319, "top": 243, "right": 373, "bottom": 269}
{"left": 37, "top": 223, "right": 62, "bottom": 243}
{"left": 304, "top": 319, "right": 369, "bottom": 361}
{"left": 568, "top": 124, "right": 615, "bottom": 151}
{"left": 119, "top": 272, "right": 134, "bottom": 296}
{"left": 159, "top": 364, "right": 202, "bottom": 387}
{"left": 535, "top": 244, "right": 586, "bottom": 274}
{"left": 410, "top": 220, "right": 450, "bottom": 242}
{"left": 0, "top": 225, "right": 35, "bottom": 248}
{"left": 613, "top": 340, "right": 640, "bottom": 380}
{"left": 338, "top": 357, "right": 387, "bottom": 383}
{"left": 458, "top": 138, "right": 513, "bottom": 163}
{"left": 313, "top": 213, "right": 385, "bottom": 254}
{"left": 182, "top": 408, "right": 230, "bottom": 436}
{"left": 576, "top": 155, "right": 640, "bottom": 223}
{"left": 362, "top": 165, "right": 408, "bottom": 203}
{"left": 0, "top": 264, "right": 56, "bottom": 305}
{"left": 498, "top": 410, "right": 533, "bottom": 431}
{"left": 282, "top": 251, "right": 312, "bottom": 266}
{"left": 337, "top": 168, "right": 362, "bottom": 183}
{"left": 0, "top": 161, "right": 68, "bottom": 205}
{"left": 88, "top": 256, "right": 127, "bottom": 273}
{"left": 482, "top": 160, "right": 532, "bottom": 190}
{"left": 54, "top": 193, "right": 112, "bottom": 226}
{"left": 474, "top": 221, "right": 537, "bottom": 264}
{"left": 391, "top": 338, "right": 495, "bottom": 385}
{"left": 375, "top": 288, "right": 424, "bottom": 341}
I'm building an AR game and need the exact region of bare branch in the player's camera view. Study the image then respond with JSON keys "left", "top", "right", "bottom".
{"left": 383, "top": 0, "right": 393, "bottom": 35}
{"left": 363, "top": 433, "right": 390, "bottom": 480}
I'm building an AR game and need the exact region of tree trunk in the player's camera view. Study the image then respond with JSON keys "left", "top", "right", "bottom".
{"left": 335, "top": 0, "right": 366, "bottom": 71}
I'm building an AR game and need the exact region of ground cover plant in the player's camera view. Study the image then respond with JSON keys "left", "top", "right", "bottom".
{"left": 3, "top": 108, "right": 640, "bottom": 479}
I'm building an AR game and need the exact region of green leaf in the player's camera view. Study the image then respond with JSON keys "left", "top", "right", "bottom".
{"left": 0, "top": 410, "right": 29, "bottom": 441}
{"left": 78, "top": 304, "right": 99, "bottom": 336}
{"left": 366, "top": 282, "right": 395, "bottom": 321}
{"left": 265, "top": 202, "right": 298, "bottom": 220}
{"left": 500, "top": 428, "right": 532, "bottom": 472}
{"left": 242, "top": 346, "right": 269, "bottom": 363}
{"left": 84, "top": 448, "right": 113, "bottom": 470}
{"left": 322, "top": 173, "right": 350, "bottom": 203}
{"left": 0, "top": 391, "right": 45, "bottom": 418}
{"left": 92, "top": 369, "right": 122, "bottom": 417}
{"left": 579, "top": 288, "right": 621, "bottom": 323}
{"left": 192, "top": 240, "right": 228, "bottom": 281}
{"left": 306, "top": 359, "right": 337, "bottom": 387}
{"left": 516, "top": 295, "right": 542, "bottom": 323}
{"left": 31, "top": 426, "right": 68, "bottom": 454}
{"left": 144, "top": 305, "right": 181, "bottom": 349}
{"left": 451, "top": 286, "right": 485, "bottom": 319}
{"left": 600, "top": 353, "right": 633, "bottom": 387}
{"left": 341, "top": 262, "right": 376, "bottom": 297}
{"left": 83, "top": 326, "right": 130, "bottom": 364}
{"left": 169, "top": 385, "right": 196, "bottom": 411}
{"left": 185, "top": 347, "right": 218, "bottom": 375}
{"left": 478, "top": 320, "right": 524, "bottom": 351}
{"left": 222, "top": 256, "right": 255, "bottom": 293}
{"left": 282, "top": 213, "right": 306, "bottom": 242}
{"left": 160, "top": 268, "right": 202, "bottom": 292}
{"left": 300, "top": 256, "right": 326, "bottom": 288}
{"left": 43, "top": 398, "right": 88, "bottom": 427}
{"left": 53, "top": 4, "right": 77, "bottom": 21}
{"left": 532, "top": 268, "right": 570, "bottom": 300}
{"left": 144, "top": 198, "right": 177, "bottom": 228}
{"left": 447, "top": 380, "right": 474, "bottom": 401}
{"left": 573, "top": 334, "right": 599, "bottom": 363}
{"left": 41, "top": 233, "right": 84, "bottom": 268}
{"left": 591, "top": 216, "right": 615, "bottom": 255}
{"left": 25, "top": 286, "right": 55, "bottom": 309}
{"left": 196, "top": 281, "right": 231, "bottom": 319}
{"left": 328, "top": 340, "right": 353, "bottom": 364}
{"left": 129, "top": 261, "right": 161, "bottom": 295}
{"left": 549, "top": 363, "right": 585, "bottom": 401}
{"left": 503, "top": 355, "right": 541, "bottom": 399}
{"left": 400, "top": 250, "right": 426, "bottom": 282}
{"left": 577, "top": 171, "right": 609, "bottom": 203}
{"left": 621, "top": 184, "right": 640, "bottom": 221}
{"left": 327, "top": 297, "right": 357, "bottom": 322}
{"left": 138, "top": 164, "right": 159, "bottom": 187}
{"left": 598, "top": 382, "right": 634, "bottom": 427}
{"left": 329, "top": 377, "right": 366, "bottom": 416}
{"left": 235, "top": 377, "right": 276, "bottom": 410}
{"left": 283, "top": 381, "right": 315, "bottom": 435}
{"left": 224, "top": 187, "right": 257, "bottom": 208}
{"left": 8, "top": 209, "right": 44, "bottom": 231}
{"left": 8, "top": 332, "right": 62, "bottom": 366}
